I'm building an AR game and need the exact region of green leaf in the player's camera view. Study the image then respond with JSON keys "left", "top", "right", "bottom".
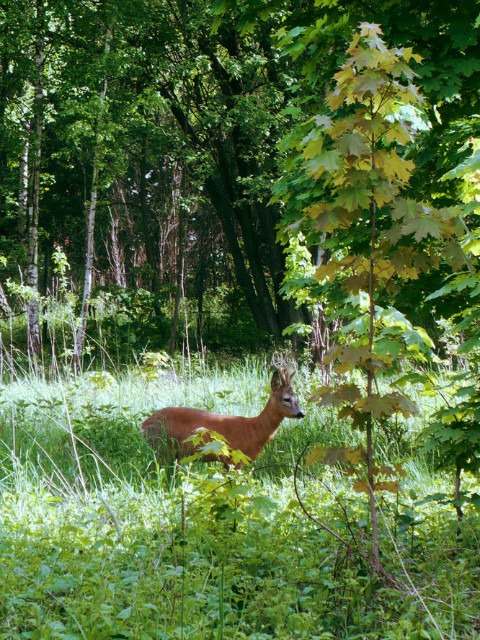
{"left": 335, "top": 187, "right": 372, "bottom": 211}
{"left": 336, "top": 132, "right": 369, "bottom": 157}
{"left": 400, "top": 216, "right": 442, "bottom": 241}
{"left": 305, "top": 150, "right": 343, "bottom": 177}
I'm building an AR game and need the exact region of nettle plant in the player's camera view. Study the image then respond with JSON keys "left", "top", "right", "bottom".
{"left": 282, "top": 23, "right": 467, "bottom": 563}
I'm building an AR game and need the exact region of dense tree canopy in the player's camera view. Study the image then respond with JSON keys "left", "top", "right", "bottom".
{"left": 0, "top": 0, "right": 478, "bottom": 357}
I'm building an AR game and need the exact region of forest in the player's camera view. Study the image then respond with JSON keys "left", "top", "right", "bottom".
{"left": 0, "top": 0, "right": 479, "bottom": 638}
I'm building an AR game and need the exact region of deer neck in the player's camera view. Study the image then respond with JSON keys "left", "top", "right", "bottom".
{"left": 251, "top": 395, "right": 284, "bottom": 443}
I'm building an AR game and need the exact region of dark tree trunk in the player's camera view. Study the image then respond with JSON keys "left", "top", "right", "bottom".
{"left": 205, "top": 175, "right": 271, "bottom": 334}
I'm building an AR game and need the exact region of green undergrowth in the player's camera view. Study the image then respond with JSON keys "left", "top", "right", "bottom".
{"left": 0, "top": 359, "right": 479, "bottom": 638}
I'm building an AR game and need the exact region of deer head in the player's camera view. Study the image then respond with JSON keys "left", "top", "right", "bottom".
{"left": 270, "top": 353, "right": 305, "bottom": 419}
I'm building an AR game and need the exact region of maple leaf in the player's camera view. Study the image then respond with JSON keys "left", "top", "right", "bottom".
{"left": 353, "top": 479, "right": 370, "bottom": 494}
{"left": 303, "top": 203, "right": 330, "bottom": 219}
{"left": 392, "top": 393, "right": 419, "bottom": 418}
{"left": 389, "top": 249, "right": 419, "bottom": 280}
{"left": 335, "top": 187, "right": 372, "bottom": 212}
{"left": 314, "top": 260, "right": 340, "bottom": 282}
{"left": 342, "top": 274, "right": 369, "bottom": 295}
{"left": 368, "top": 36, "right": 388, "bottom": 53}
{"left": 313, "top": 115, "right": 333, "bottom": 130}
{"left": 357, "top": 394, "right": 398, "bottom": 419}
{"left": 382, "top": 223, "right": 403, "bottom": 245}
{"left": 444, "top": 241, "right": 467, "bottom": 271}
{"left": 337, "top": 405, "right": 357, "bottom": 420}
{"left": 306, "top": 445, "right": 366, "bottom": 467}
{"left": 384, "top": 149, "right": 415, "bottom": 182}
{"left": 329, "top": 116, "right": 355, "bottom": 139}
{"left": 350, "top": 48, "right": 377, "bottom": 71}
{"left": 373, "top": 179, "right": 398, "bottom": 207}
{"left": 359, "top": 392, "right": 419, "bottom": 419}
{"left": 326, "top": 344, "right": 371, "bottom": 369}
{"left": 336, "top": 132, "right": 370, "bottom": 157}
{"left": 391, "top": 61, "right": 415, "bottom": 80}
{"left": 372, "top": 465, "right": 396, "bottom": 477}
{"left": 327, "top": 87, "right": 346, "bottom": 110}
{"left": 344, "top": 448, "right": 367, "bottom": 465}
{"left": 358, "top": 22, "right": 383, "bottom": 37}
{"left": 374, "top": 481, "right": 399, "bottom": 493}
{"left": 405, "top": 83, "right": 423, "bottom": 103}
{"left": 346, "top": 33, "right": 362, "bottom": 55}
{"left": 391, "top": 199, "right": 417, "bottom": 221}
{"left": 313, "top": 209, "right": 341, "bottom": 233}
{"left": 373, "top": 258, "right": 395, "bottom": 280}
{"left": 336, "top": 384, "right": 363, "bottom": 404}
{"left": 384, "top": 122, "right": 413, "bottom": 145}
{"left": 399, "top": 47, "right": 423, "bottom": 64}
{"left": 303, "top": 136, "right": 324, "bottom": 160}
{"left": 401, "top": 216, "right": 442, "bottom": 241}
{"left": 354, "top": 70, "right": 386, "bottom": 95}
{"left": 305, "top": 150, "right": 343, "bottom": 178}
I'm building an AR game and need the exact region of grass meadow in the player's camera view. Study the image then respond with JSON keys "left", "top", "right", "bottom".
{"left": 0, "top": 355, "right": 479, "bottom": 639}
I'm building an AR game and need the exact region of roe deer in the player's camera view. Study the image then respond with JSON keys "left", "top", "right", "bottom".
{"left": 142, "top": 358, "right": 305, "bottom": 467}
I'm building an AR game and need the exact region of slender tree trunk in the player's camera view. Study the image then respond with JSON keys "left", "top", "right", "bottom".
{"left": 18, "top": 124, "right": 30, "bottom": 237}
{"left": 195, "top": 232, "right": 207, "bottom": 343}
{"left": 140, "top": 134, "right": 161, "bottom": 295}
{"left": 74, "top": 20, "right": 114, "bottom": 372}
{"left": 169, "top": 169, "right": 184, "bottom": 355}
{"left": 108, "top": 204, "right": 126, "bottom": 287}
{"left": 454, "top": 464, "right": 463, "bottom": 538}
{"left": 0, "top": 36, "right": 9, "bottom": 218}
{"left": 0, "top": 281, "right": 11, "bottom": 315}
{"left": 367, "top": 109, "right": 381, "bottom": 568}
{"left": 26, "top": 0, "right": 45, "bottom": 357}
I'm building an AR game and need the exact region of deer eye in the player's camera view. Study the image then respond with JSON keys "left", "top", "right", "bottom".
{"left": 283, "top": 397, "right": 291, "bottom": 403}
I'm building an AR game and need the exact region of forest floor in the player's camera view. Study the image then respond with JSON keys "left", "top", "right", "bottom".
{"left": 0, "top": 358, "right": 479, "bottom": 639}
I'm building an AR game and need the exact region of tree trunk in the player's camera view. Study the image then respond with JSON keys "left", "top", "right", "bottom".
{"left": 140, "top": 134, "right": 161, "bottom": 295}
{"left": 367, "top": 118, "right": 381, "bottom": 569}
{"left": 214, "top": 141, "right": 280, "bottom": 337}
{"left": 205, "top": 176, "right": 271, "bottom": 334}
{"left": 18, "top": 125, "right": 30, "bottom": 237}
{"left": 195, "top": 232, "right": 207, "bottom": 344}
{"left": 454, "top": 464, "right": 463, "bottom": 538}
{"left": 169, "top": 169, "right": 184, "bottom": 355}
{"left": 74, "top": 20, "right": 114, "bottom": 372}
{"left": 0, "top": 32, "right": 9, "bottom": 218}
{"left": 26, "top": 0, "right": 45, "bottom": 358}
{"left": 0, "top": 281, "right": 11, "bottom": 315}
{"left": 108, "top": 204, "right": 126, "bottom": 287}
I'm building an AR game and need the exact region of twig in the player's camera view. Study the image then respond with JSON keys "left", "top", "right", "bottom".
{"left": 293, "top": 444, "right": 350, "bottom": 547}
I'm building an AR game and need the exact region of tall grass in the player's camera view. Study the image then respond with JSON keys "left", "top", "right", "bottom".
{"left": 0, "top": 354, "right": 479, "bottom": 638}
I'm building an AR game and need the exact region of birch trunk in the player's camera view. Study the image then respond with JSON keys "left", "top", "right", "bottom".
{"left": 26, "top": 0, "right": 45, "bottom": 357}
{"left": 18, "top": 124, "right": 30, "bottom": 237}
{"left": 0, "top": 281, "right": 11, "bottom": 315}
{"left": 74, "top": 21, "right": 114, "bottom": 372}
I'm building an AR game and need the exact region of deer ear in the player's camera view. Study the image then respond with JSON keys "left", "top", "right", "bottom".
{"left": 271, "top": 370, "right": 284, "bottom": 390}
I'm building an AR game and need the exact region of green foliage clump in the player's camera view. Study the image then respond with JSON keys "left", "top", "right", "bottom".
{"left": 70, "top": 401, "right": 154, "bottom": 481}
